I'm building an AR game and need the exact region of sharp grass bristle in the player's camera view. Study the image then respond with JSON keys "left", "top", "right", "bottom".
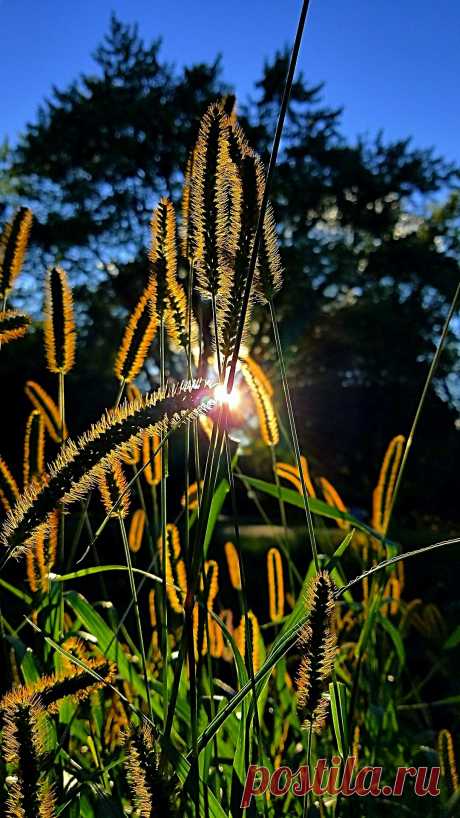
{"left": 125, "top": 724, "right": 177, "bottom": 817}
{"left": 44, "top": 266, "right": 76, "bottom": 374}
{"left": 128, "top": 508, "right": 146, "bottom": 552}
{"left": 240, "top": 356, "right": 279, "bottom": 446}
{"left": 0, "top": 207, "right": 33, "bottom": 298}
{"left": 1, "top": 380, "right": 215, "bottom": 556}
{"left": 0, "top": 456, "right": 20, "bottom": 514}
{"left": 25, "top": 381, "right": 67, "bottom": 443}
{"left": 0, "top": 310, "right": 31, "bottom": 345}
{"left": 372, "top": 434, "right": 405, "bottom": 534}
{"left": 1, "top": 692, "right": 55, "bottom": 818}
{"left": 296, "top": 570, "right": 337, "bottom": 732}
{"left": 267, "top": 547, "right": 285, "bottom": 622}
{"left": 97, "top": 459, "right": 131, "bottom": 518}
{"left": 114, "top": 278, "right": 157, "bottom": 383}
{"left": 224, "top": 541, "right": 241, "bottom": 590}
{"left": 24, "top": 410, "right": 46, "bottom": 488}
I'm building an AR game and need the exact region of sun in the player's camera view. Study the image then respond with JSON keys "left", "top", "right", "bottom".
{"left": 214, "top": 383, "right": 241, "bottom": 411}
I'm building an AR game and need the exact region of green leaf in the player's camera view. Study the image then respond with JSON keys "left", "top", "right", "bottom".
{"left": 378, "top": 613, "right": 405, "bottom": 668}
{"left": 444, "top": 625, "right": 460, "bottom": 650}
{"left": 329, "top": 680, "right": 349, "bottom": 758}
{"left": 0, "top": 577, "right": 32, "bottom": 604}
{"left": 241, "top": 475, "right": 391, "bottom": 544}
{"left": 204, "top": 478, "right": 229, "bottom": 556}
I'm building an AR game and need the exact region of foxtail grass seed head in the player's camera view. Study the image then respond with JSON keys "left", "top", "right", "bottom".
{"left": 114, "top": 278, "right": 157, "bottom": 383}
{"left": 240, "top": 357, "right": 279, "bottom": 446}
{"left": 24, "top": 410, "right": 46, "bottom": 488}
{"left": 319, "top": 477, "right": 349, "bottom": 530}
{"left": 181, "top": 480, "right": 203, "bottom": 511}
{"left": 438, "top": 729, "right": 458, "bottom": 794}
{"left": 0, "top": 456, "right": 20, "bottom": 514}
{"left": 296, "top": 570, "right": 337, "bottom": 732}
{"left": 128, "top": 508, "right": 146, "bottom": 553}
{"left": 247, "top": 610, "right": 262, "bottom": 674}
{"left": 1, "top": 659, "right": 115, "bottom": 714}
{"left": 190, "top": 102, "right": 239, "bottom": 298}
{"left": 120, "top": 384, "right": 142, "bottom": 464}
{"left": 149, "top": 197, "right": 177, "bottom": 322}
{"left": 142, "top": 430, "right": 162, "bottom": 486}
{"left": 0, "top": 207, "right": 33, "bottom": 298}
{"left": 158, "top": 523, "right": 188, "bottom": 614}
{"left": 125, "top": 724, "right": 177, "bottom": 817}
{"left": 267, "top": 547, "right": 285, "bottom": 622}
{"left": 382, "top": 576, "right": 401, "bottom": 618}
{"left": 1, "top": 380, "right": 215, "bottom": 557}
{"left": 97, "top": 460, "right": 131, "bottom": 518}
{"left": 26, "top": 511, "right": 58, "bottom": 594}
{"left": 276, "top": 455, "right": 316, "bottom": 498}
{"left": 224, "top": 541, "right": 241, "bottom": 590}
{"left": 25, "top": 380, "right": 67, "bottom": 443}
{"left": 1, "top": 691, "right": 55, "bottom": 818}
{"left": 372, "top": 434, "right": 405, "bottom": 533}
{"left": 0, "top": 310, "right": 31, "bottom": 345}
{"left": 43, "top": 266, "right": 76, "bottom": 374}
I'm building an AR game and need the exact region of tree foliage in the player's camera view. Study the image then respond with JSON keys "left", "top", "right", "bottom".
{"left": 2, "top": 15, "right": 460, "bottom": 519}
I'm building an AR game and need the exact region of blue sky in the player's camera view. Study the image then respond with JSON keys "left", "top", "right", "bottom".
{"left": 1, "top": 0, "right": 459, "bottom": 164}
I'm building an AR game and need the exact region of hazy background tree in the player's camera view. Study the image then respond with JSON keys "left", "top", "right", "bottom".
{"left": 2, "top": 14, "right": 460, "bottom": 523}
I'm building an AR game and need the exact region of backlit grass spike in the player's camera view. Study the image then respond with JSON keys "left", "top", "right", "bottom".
{"left": 44, "top": 266, "right": 76, "bottom": 374}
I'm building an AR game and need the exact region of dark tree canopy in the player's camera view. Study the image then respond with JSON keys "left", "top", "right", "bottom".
{"left": 2, "top": 14, "right": 460, "bottom": 521}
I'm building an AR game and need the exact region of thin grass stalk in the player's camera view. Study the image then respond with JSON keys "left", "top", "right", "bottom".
{"left": 223, "top": 426, "right": 269, "bottom": 818}
{"left": 159, "top": 316, "right": 169, "bottom": 730}
{"left": 269, "top": 299, "right": 319, "bottom": 571}
{"left": 226, "top": 0, "right": 311, "bottom": 393}
{"left": 118, "top": 515, "right": 154, "bottom": 725}
{"left": 385, "top": 280, "right": 460, "bottom": 536}
{"left": 269, "top": 444, "right": 295, "bottom": 595}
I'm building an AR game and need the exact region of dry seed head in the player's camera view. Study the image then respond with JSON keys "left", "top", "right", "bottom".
{"left": 372, "top": 434, "right": 405, "bottom": 534}
{"left": 0, "top": 207, "right": 33, "bottom": 298}
{"left": 43, "top": 266, "right": 76, "bottom": 374}
{"left": 267, "top": 547, "right": 285, "bottom": 622}
{"left": 224, "top": 541, "right": 241, "bottom": 590}
{"left": 0, "top": 310, "right": 31, "bottom": 345}
{"left": 276, "top": 455, "right": 316, "bottom": 498}
{"left": 128, "top": 509, "right": 146, "bottom": 553}
{"left": 296, "top": 570, "right": 337, "bottom": 732}
{"left": 438, "top": 729, "right": 458, "bottom": 794}
{"left": 25, "top": 380, "right": 67, "bottom": 443}
{"left": 125, "top": 724, "right": 177, "bottom": 817}
{"left": 181, "top": 480, "right": 203, "bottom": 511}
{"left": 114, "top": 278, "right": 157, "bottom": 383}
{"left": 149, "top": 197, "right": 176, "bottom": 322}
{"left": 142, "top": 430, "right": 162, "bottom": 485}
{"left": 319, "top": 477, "right": 348, "bottom": 530}
{"left": 252, "top": 153, "right": 283, "bottom": 302}
{"left": 240, "top": 357, "right": 279, "bottom": 446}
{"left": 1, "top": 691, "right": 56, "bottom": 818}
{"left": 158, "top": 523, "right": 188, "bottom": 614}
{"left": 190, "top": 102, "right": 240, "bottom": 297}
{"left": 1, "top": 659, "right": 115, "bottom": 714}
{"left": 23, "top": 410, "right": 46, "bottom": 488}
{"left": 0, "top": 456, "right": 19, "bottom": 514}
{"left": 247, "top": 610, "right": 262, "bottom": 673}
{"left": 121, "top": 384, "right": 143, "bottom": 464}
{"left": 97, "top": 459, "right": 130, "bottom": 518}
{"left": 26, "top": 511, "right": 58, "bottom": 594}
{"left": 1, "top": 380, "right": 215, "bottom": 557}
